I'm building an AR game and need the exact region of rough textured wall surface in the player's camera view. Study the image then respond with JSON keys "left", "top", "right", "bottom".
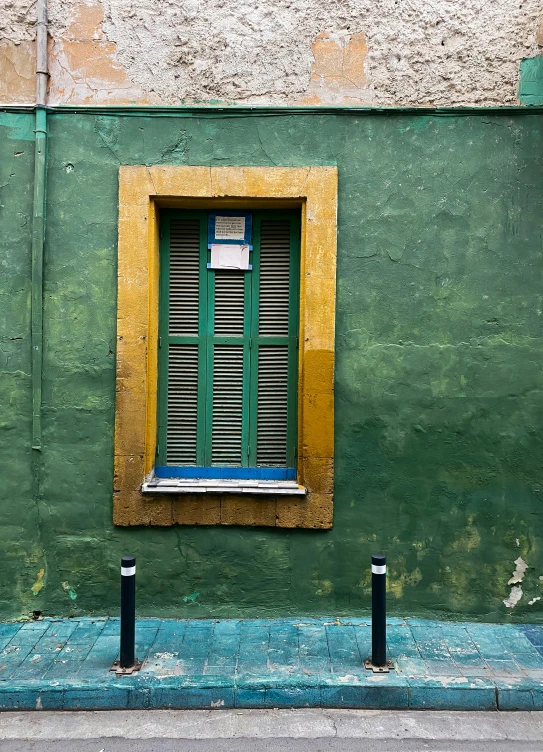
{"left": 1, "top": 0, "right": 543, "bottom": 105}
{"left": 0, "top": 113, "right": 35, "bottom": 615}
{"left": 1, "top": 111, "right": 543, "bottom": 622}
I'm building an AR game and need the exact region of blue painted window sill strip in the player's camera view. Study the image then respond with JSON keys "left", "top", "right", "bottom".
{"left": 153, "top": 466, "right": 296, "bottom": 481}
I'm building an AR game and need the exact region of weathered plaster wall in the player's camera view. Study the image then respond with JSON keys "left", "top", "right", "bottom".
{"left": 1, "top": 110, "right": 543, "bottom": 622}
{"left": 1, "top": 0, "right": 543, "bottom": 105}
{"left": 0, "top": 113, "right": 36, "bottom": 615}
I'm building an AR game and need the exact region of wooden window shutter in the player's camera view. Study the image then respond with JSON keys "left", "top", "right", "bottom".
{"left": 209, "top": 269, "right": 250, "bottom": 465}
{"left": 163, "top": 219, "right": 202, "bottom": 465}
{"left": 254, "top": 220, "right": 293, "bottom": 467}
{"left": 157, "top": 211, "right": 299, "bottom": 475}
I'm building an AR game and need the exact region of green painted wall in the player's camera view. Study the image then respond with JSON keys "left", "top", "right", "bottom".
{"left": 2, "top": 110, "right": 543, "bottom": 623}
{"left": 519, "top": 58, "right": 543, "bottom": 106}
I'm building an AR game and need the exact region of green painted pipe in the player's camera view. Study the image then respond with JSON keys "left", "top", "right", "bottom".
{"left": 32, "top": 0, "right": 48, "bottom": 453}
{"left": 2, "top": 104, "right": 543, "bottom": 117}
{"left": 31, "top": 105, "right": 47, "bottom": 451}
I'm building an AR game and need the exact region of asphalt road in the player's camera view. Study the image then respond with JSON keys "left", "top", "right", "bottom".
{"left": 2, "top": 741, "right": 543, "bottom": 752}
{"left": 1, "top": 709, "right": 542, "bottom": 752}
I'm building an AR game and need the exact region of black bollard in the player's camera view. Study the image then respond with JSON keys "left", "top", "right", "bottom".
{"left": 120, "top": 555, "right": 136, "bottom": 668}
{"left": 365, "top": 553, "right": 393, "bottom": 673}
{"left": 111, "top": 556, "right": 142, "bottom": 675}
{"left": 371, "top": 553, "right": 387, "bottom": 667}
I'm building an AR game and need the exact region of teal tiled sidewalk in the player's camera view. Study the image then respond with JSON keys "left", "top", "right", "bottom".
{"left": 2, "top": 617, "right": 543, "bottom": 711}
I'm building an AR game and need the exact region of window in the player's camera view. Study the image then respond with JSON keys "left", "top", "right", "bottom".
{"left": 155, "top": 210, "right": 300, "bottom": 481}
{"left": 114, "top": 165, "right": 336, "bottom": 528}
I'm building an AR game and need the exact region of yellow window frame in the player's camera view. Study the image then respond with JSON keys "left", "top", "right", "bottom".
{"left": 114, "top": 166, "right": 337, "bottom": 529}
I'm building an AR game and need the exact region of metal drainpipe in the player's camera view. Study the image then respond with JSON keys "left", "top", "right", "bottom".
{"left": 32, "top": 0, "right": 48, "bottom": 452}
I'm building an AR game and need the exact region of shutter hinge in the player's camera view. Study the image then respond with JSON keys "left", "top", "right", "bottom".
{"left": 246, "top": 445, "right": 250, "bottom": 457}
{"left": 296, "top": 336, "right": 299, "bottom": 349}
{"left": 159, "top": 336, "right": 162, "bottom": 348}
{"left": 156, "top": 444, "right": 160, "bottom": 457}
{"left": 249, "top": 337, "right": 252, "bottom": 350}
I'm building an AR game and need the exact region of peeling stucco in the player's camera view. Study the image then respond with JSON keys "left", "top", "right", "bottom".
{"left": 48, "top": 1, "right": 150, "bottom": 104}
{"left": 1, "top": 0, "right": 36, "bottom": 43}
{"left": 0, "top": 40, "right": 35, "bottom": 103}
{"left": 504, "top": 558, "right": 529, "bottom": 608}
{"left": 301, "top": 31, "right": 370, "bottom": 105}
{"left": 504, "top": 586, "right": 523, "bottom": 609}
{"left": 508, "top": 557, "right": 529, "bottom": 585}
{"left": 1, "top": 0, "right": 543, "bottom": 105}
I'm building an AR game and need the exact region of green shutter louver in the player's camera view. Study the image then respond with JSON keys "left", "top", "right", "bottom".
{"left": 214, "top": 271, "right": 245, "bottom": 336}
{"left": 166, "top": 344, "right": 199, "bottom": 464}
{"left": 169, "top": 220, "right": 200, "bottom": 336}
{"left": 254, "top": 220, "right": 293, "bottom": 467}
{"left": 258, "top": 221, "right": 291, "bottom": 337}
{"left": 257, "top": 345, "right": 289, "bottom": 465}
{"left": 158, "top": 210, "right": 299, "bottom": 476}
{"left": 164, "top": 218, "right": 202, "bottom": 464}
{"left": 211, "top": 344, "right": 245, "bottom": 464}
{"left": 210, "top": 269, "right": 249, "bottom": 464}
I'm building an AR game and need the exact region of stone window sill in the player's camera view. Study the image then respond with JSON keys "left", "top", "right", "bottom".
{"left": 142, "top": 478, "right": 307, "bottom": 496}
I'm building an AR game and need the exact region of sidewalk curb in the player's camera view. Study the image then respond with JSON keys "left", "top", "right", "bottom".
{"left": 0, "top": 675, "right": 535, "bottom": 711}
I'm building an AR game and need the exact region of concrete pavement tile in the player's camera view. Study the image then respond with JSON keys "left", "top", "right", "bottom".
{"left": 466, "top": 624, "right": 514, "bottom": 662}
{"left": 510, "top": 651, "right": 543, "bottom": 670}
{"left": 353, "top": 625, "right": 371, "bottom": 661}
{"left": 326, "top": 624, "right": 363, "bottom": 674}
{"left": 496, "top": 625, "right": 541, "bottom": 655}
{"left": 13, "top": 620, "right": 79, "bottom": 681}
{"left": 0, "top": 621, "right": 51, "bottom": 679}
{"left": 298, "top": 625, "right": 331, "bottom": 675}
{"left": 484, "top": 659, "right": 525, "bottom": 676}
{"left": 268, "top": 622, "right": 300, "bottom": 671}
{"left": 386, "top": 625, "right": 422, "bottom": 659}
{"left": 0, "top": 624, "right": 23, "bottom": 651}
{"left": 236, "top": 674, "right": 320, "bottom": 689}
{"left": 519, "top": 625, "right": 543, "bottom": 647}
{"left": 76, "top": 634, "right": 119, "bottom": 676}
{"left": 237, "top": 625, "right": 270, "bottom": 675}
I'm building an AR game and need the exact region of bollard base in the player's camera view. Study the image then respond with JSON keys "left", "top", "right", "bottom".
{"left": 364, "top": 658, "right": 394, "bottom": 673}
{"left": 110, "top": 659, "right": 143, "bottom": 677}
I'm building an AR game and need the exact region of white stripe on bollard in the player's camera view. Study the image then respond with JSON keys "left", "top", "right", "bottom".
{"left": 121, "top": 566, "right": 136, "bottom": 576}
{"left": 372, "top": 564, "right": 386, "bottom": 575}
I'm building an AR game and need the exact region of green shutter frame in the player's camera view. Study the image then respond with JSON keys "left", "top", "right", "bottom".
{"left": 157, "top": 209, "right": 300, "bottom": 472}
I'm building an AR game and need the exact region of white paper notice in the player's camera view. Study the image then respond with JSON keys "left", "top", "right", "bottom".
{"left": 210, "top": 244, "right": 250, "bottom": 270}
{"left": 215, "top": 215, "right": 246, "bottom": 240}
